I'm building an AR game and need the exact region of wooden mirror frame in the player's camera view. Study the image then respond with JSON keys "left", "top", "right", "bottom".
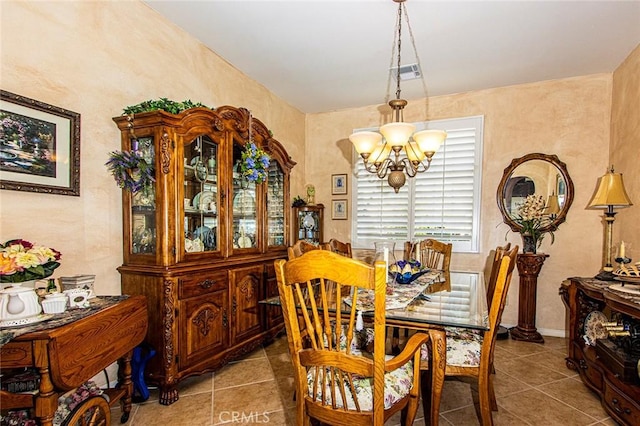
{"left": 497, "top": 152, "right": 574, "bottom": 233}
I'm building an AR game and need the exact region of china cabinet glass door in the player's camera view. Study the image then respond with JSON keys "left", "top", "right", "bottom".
{"left": 267, "top": 163, "right": 285, "bottom": 247}
{"left": 130, "top": 137, "right": 156, "bottom": 255}
{"left": 183, "top": 135, "right": 218, "bottom": 254}
{"left": 232, "top": 142, "right": 257, "bottom": 250}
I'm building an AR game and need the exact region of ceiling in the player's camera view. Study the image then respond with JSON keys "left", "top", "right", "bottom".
{"left": 144, "top": 1, "right": 640, "bottom": 114}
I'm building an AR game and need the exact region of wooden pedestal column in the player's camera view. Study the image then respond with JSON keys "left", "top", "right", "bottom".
{"left": 510, "top": 253, "right": 549, "bottom": 343}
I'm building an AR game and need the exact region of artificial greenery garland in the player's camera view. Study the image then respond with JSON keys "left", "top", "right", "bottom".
{"left": 105, "top": 150, "right": 155, "bottom": 193}
{"left": 122, "top": 98, "right": 211, "bottom": 115}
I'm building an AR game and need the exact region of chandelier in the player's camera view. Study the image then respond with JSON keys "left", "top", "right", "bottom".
{"left": 349, "top": 0, "right": 446, "bottom": 193}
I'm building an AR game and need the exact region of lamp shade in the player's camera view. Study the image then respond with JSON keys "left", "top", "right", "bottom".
{"left": 413, "top": 129, "right": 447, "bottom": 154}
{"left": 349, "top": 131, "right": 382, "bottom": 155}
{"left": 380, "top": 122, "right": 415, "bottom": 147}
{"left": 545, "top": 193, "right": 561, "bottom": 215}
{"left": 587, "top": 170, "right": 633, "bottom": 209}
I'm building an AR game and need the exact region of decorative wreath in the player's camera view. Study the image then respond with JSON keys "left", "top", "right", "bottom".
{"left": 240, "top": 142, "right": 270, "bottom": 184}
{"left": 105, "top": 150, "right": 155, "bottom": 193}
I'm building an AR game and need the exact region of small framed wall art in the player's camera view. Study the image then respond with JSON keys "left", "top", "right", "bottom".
{"left": 332, "top": 199, "right": 347, "bottom": 220}
{"left": 331, "top": 173, "right": 347, "bottom": 195}
{"left": 0, "top": 90, "right": 81, "bottom": 196}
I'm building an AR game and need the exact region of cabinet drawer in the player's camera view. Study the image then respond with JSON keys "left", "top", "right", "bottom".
{"left": 180, "top": 272, "right": 228, "bottom": 299}
{"left": 603, "top": 379, "right": 640, "bottom": 425}
{"left": 573, "top": 344, "right": 602, "bottom": 390}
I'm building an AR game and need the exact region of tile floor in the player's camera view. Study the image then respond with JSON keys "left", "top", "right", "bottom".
{"left": 111, "top": 334, "right": 621, "bottom": 426}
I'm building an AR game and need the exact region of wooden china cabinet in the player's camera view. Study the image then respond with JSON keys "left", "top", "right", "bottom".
{"left": 292, "top": 204, "right": 324, "bottom": 245}
{"left": 112, "top": 106, "right": 295, "bottom": 405}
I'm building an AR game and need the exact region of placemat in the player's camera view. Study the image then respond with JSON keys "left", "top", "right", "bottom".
{"left": 346, "top": 270, "right": 442, "bottom": 312}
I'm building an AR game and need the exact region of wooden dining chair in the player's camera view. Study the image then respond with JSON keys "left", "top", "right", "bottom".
{"left": 288, "top": 240, "right": 320, "bottom": 259}
{"left": 274, "top": 250, "right": 429, "bottom": 426}
{"left": 419, "top": 245, "right": 518, "bottom": 426}
{"left": 485, "top": 243, "right": 511, "bottom": 305}
{"left": 325, "top": 238, "right": 353, "bottom": 258}
{"left": 394, "top": 239, "right": 453, "bottom": 353}
{"left": 404, "top": 239, "right": 453, "bottom": 271}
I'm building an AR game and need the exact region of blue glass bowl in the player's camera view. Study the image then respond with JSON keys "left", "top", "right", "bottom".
{"left": 394, "top": 269, "right": 430, "bottom": 284}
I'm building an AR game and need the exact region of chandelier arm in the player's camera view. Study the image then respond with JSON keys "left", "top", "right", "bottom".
{"left": 400, "top": 158, "right": 419, "bottom": 177}
{"left": 376, "top": 158, "right": 394, "bottom": 179}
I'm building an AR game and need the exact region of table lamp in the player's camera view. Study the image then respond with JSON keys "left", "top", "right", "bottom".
{"left": 587, "top": 166, "right": 633, "bottom": 280}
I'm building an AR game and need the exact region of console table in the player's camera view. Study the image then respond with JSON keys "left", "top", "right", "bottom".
{"left": 0, "top": 295, "right": 147, "bottom": 426}
{"left": 560, "top": 277, "right": 640, "bottom": 426}
{"left": 510, "top": 253, "right": 548, "bottom": 343}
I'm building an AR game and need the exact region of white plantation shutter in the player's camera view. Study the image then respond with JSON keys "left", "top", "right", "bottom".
{"left": 352, "top": 116, "right": 483, "bottom": 252}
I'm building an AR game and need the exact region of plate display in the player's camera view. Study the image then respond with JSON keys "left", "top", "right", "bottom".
{"left": 583, "top": 310, "right": 608, "bottom": 345}
{"left": 302, "top": 213, "right": 316, "bottom": 230}
{"left": 609, "top": 283, "right": 640, "bottom": 295}
{"left": 237, "top": 235, "right": 252, "bottom": 248}
{"left": 193, "top": 191, "right": 215, "bottom": 211}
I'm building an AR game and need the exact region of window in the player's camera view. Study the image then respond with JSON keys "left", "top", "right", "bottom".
{"left": 351, "top": 116, "right": 483, "bottom": 253}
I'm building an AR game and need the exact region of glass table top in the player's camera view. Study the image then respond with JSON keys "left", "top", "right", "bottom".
{"left": 261, "top": 270, "right": 489, "bottom": 331}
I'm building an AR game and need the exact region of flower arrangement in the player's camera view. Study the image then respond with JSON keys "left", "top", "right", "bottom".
{"left": 0, "top": 239, "right": 61, "bottom": 284}
{"left": 239, "top": 142, "right": 270, "bottom": 183}
{"left": 511, "top": 194, "right": 554, "bottom": 249}
{"left": 105, "top": 150, "right": 155, "bottom": 193}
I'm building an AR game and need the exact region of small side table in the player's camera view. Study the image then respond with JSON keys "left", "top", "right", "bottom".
{"left": 510, "top": 253, "right": 549, "bottom": 343}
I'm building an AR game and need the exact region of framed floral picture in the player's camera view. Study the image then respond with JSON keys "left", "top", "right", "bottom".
{"left": 0, "top": 90, "right": 81, "bottom": 196}
{"left": 331, "top": 173, "right": 347, "bottom": 195}
{"left": 332, "top": 199, "right": 347, "bottom": 220}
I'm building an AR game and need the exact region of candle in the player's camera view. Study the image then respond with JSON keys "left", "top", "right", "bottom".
{"left": 620, "top": 241, "right": 626, "bottom": 258}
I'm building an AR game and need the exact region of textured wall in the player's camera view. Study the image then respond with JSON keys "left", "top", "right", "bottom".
{"left": 307, "top": 74, "right": 616, "bottom": 335}
{"left": 610, "top": 44, "right": 640, "bottom": 258}
{"left": 0, "top": 1, "right": 306, "bottom": 296}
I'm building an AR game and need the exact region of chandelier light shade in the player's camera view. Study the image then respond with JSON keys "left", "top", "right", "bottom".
{"left": 587, "top": 166, "right": 633, "bottom": 279}
{"left": 349, "top": 0, "right": 446, "bottom": 193}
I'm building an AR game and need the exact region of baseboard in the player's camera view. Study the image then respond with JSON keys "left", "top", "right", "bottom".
{"left": 498, "top": 324, "right": 567, "bottom": 339}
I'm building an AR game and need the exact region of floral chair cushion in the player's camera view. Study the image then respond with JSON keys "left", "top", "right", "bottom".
{"left": 306, "top": 356, "right": 414, "bottom": 411}
{"left": 420, "top": 327, "right": 484, "bottom": 367}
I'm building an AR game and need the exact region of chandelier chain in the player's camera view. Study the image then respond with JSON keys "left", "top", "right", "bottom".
{"left": 395, "top": 1, "right": 403, "bottom": 100}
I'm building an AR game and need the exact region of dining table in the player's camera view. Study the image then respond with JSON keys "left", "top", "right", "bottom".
{"left": 261, "top": 269, "right": 489, "bottom": 426}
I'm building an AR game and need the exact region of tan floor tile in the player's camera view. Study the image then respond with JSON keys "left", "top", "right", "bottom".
{"left": 496, "top": 357, "right": 569, "bottom": 387}
{"left": 214, "top": 357, "right": 276, "bottom": 389}
{"left": 213, "top": 380, "right": 283, "bottom": 424}
{"left": 495, "top": 338, "right": 548, "bottom": 356}
{"left": 440, "top": 403, "right": 530, "bottom": 426}
{"left": 132, "top": 392, "right": 212, "bottom": 426}
{"left": 180, "top": 372, "right": 213, "bottom": 396}
{"left": 263, "top": 333, "right": 290, "bottom": 357}
{"left": 520, "top": 348, "right": 577, "bottom": 376}
{"left": 599, "top": 417, "right": 621, "bottom": 425}
{"left": 215, "top": 409, "right": 287, "bottom": 425}
{"left": 543, "top": 335, "right": 569, "bottom": 351}
{"left": 439, "top": 378, "right": 475, "bottom": 412}
{"left": 538, "top": 377, "right": 609, "bottom": 421}
{"left": 497, "top": 388, "right": 599, "bottom": 425}
{"left": 243, "top": 345, "right": 267, "bottom": 360}
{"left": 110, "top": 404, "right": 138, "bottom": 425}
{"left": 491, "top": 370, "right": 532, "bottom": 397}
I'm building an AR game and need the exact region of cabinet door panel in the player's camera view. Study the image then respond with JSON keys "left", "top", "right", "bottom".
{"left": 180, "top": 291, "right": 229, "bottom": 368}
{"left": 230, "top": 265, "right": 262, "bottom": 343}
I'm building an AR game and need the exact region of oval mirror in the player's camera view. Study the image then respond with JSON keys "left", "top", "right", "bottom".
{"left": 497, "top": 153, "right": 574, "bottom": 233}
